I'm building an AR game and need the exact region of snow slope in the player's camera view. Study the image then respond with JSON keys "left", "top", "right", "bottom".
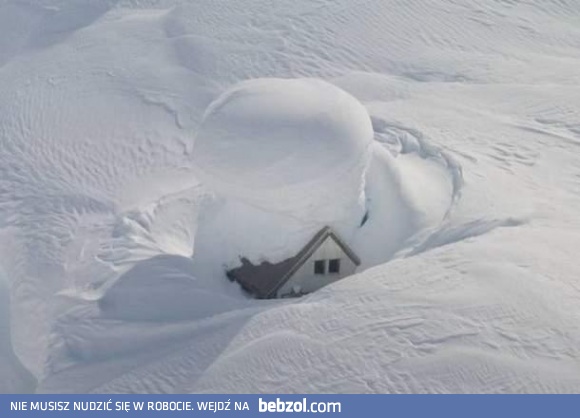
{"left": 1, "top": 0, "right": 580, "bottom": 393}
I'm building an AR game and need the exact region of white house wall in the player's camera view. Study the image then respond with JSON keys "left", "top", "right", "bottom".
{"left": 276, "top": 236, "right": 357, "bottom": 297}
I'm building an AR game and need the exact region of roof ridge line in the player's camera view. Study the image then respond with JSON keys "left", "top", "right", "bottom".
{"left": 266, "top": 227, "right": 331, "bottom": 297}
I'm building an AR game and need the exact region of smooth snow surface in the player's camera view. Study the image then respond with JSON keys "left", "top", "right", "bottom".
{"left": 1, "top": 0, "right": 580, "bottom": 393}
{"left": 193, "top": 78, "right": 372, "bottom": 203}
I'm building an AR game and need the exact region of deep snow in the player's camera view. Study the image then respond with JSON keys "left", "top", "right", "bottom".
{"left": 191, "top": 78, "right": 374, "bottom": 271}
{"left": 193, "top": 78, "right": 373, "bottom": 203}
{"left": 1, "top": 0, "right": 580, "bottom": 393}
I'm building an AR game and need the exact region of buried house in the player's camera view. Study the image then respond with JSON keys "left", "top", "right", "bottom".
{"left": 227, "top": 226, "right": 361, "bottom": 299}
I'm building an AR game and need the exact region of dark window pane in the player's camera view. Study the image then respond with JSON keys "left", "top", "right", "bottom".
{"left": 329, "top": 259, "right": 340, "bottom": 274}
{"left": 314, "top": 260, "right": 326, "bottom": 275}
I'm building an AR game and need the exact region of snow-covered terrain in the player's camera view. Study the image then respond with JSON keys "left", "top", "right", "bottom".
{"left": 1, "top": 0, "right": 580, "bottom": 393}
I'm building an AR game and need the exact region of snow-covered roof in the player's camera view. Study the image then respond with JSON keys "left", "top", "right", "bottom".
{"left": 191, "top": 78, "right": 373, "bottom": 273}
{"left": 227, "top": 226, "right": 360, "bottom": 299}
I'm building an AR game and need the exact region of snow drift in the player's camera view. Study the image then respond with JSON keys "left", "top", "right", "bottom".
{"left": 1, "top": 0, "right": 580, "bottom": 394}
{"left": 191, "top": 77, "right": 451, "bottom": 275}
{"left": 192, "top": 78, "right": 373, "bottom": 270}
{"left": 193, "top": 78, "right": 373, "bottom": 209}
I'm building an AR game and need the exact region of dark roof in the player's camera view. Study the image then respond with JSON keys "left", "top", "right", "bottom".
{"left": 227, "top": 226, "right": 360, "bottom": 299}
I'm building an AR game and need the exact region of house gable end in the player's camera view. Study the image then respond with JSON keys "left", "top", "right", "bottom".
{"left": 228, "top": 226, "right": 361, "bottom": 299}
{"left": 266, "top": 231, "right": 332, "bottom": 297}
{"left": 268, "top": 228, "right": 360, "bottom": 297}
{"left": 274, "top": 233, "right": 359, "bottom": 298}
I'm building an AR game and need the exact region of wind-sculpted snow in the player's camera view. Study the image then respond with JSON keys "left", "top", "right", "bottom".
{"left": 1, "top": 0, "right": 580, "bottom": 394}
{"left": 193, "top": 78, "right": 373, "bottom": 201}
{"left": 191, "top": 78, "right": 374, "bottom": 269}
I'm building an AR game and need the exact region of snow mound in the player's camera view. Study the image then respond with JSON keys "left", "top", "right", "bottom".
{"left": 192, "top": 78, "right": 373, "bottom": 213}
{"left": 191, "top": 78, "right": 454, "bottom": 274}
{"left": 191, "top": 78, "right": 378, "bottom": 270}
{"left": 99, "top": 255, "right": 248, "bottom": 322}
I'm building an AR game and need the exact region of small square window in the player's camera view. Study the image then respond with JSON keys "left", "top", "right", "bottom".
{"left": 314, "top": 260, "right": 326, "bottom": 275}
{"left": 328, "top": 259, "right": 340, "bottom": 274}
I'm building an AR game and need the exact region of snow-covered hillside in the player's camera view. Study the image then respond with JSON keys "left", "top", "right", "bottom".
{"left": 1, "top": 0, "right": 580, "bottom": 393}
